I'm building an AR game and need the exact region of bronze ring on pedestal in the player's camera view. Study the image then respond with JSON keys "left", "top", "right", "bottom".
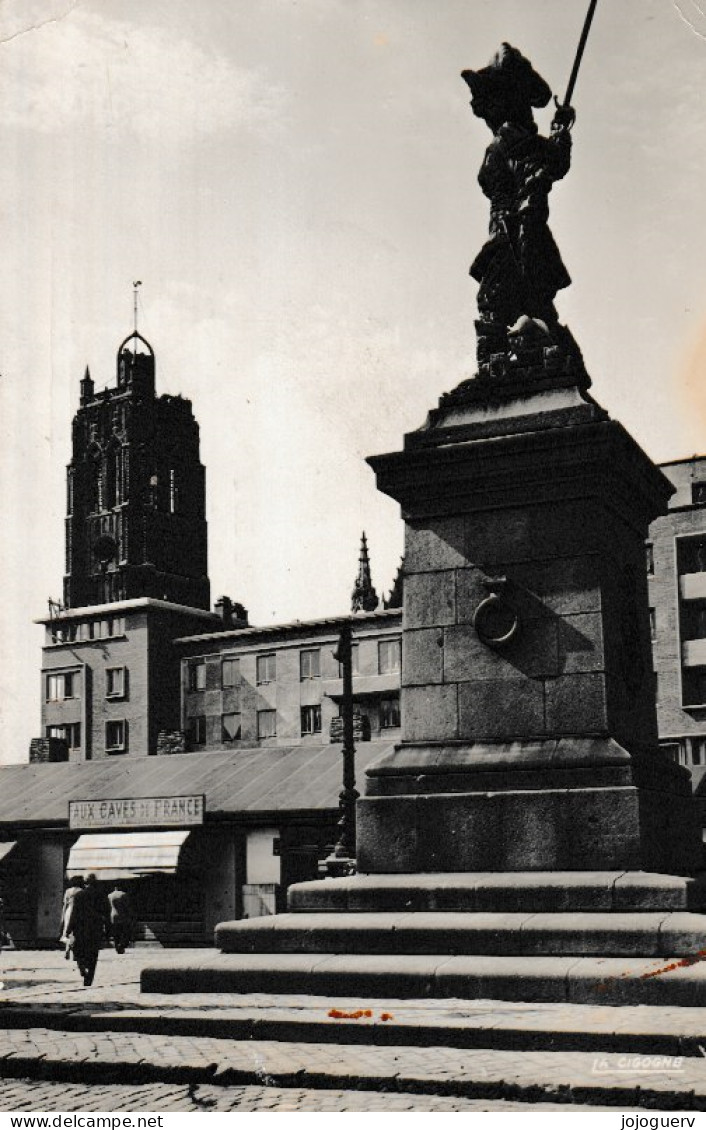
{"left": 472, "top": 592, "right": 519, "bottom": 647}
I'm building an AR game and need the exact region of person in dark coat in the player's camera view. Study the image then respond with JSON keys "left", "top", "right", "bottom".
{"left": 66, "top": 873, "right": 107, "bottom": 986}
{"left": 107, "top": 884, "right": 134, "bottom": 954}
{"left": 0, "top": 884, "right": 6, "bottom": 949}
{"left": 59, "top": 875, "right": 83, "bottom": 959}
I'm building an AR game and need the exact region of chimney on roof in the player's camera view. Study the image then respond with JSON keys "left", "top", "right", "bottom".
{"left": 214, "top": 596, "right": 249, "bottom": 628}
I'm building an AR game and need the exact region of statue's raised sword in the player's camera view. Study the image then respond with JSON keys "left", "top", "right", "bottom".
{"left": 561, "top": 0, "right": 598, "bottom": 109}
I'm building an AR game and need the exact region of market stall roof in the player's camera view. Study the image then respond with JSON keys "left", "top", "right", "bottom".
{"left": 0, "top": 742, "right": 395, "bottom": 826}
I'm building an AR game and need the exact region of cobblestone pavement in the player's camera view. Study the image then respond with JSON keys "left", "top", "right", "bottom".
{"left": 1, "top": 948, "right": 704, "bottom": 1112}
{"left": 5, "top": 948, "right": 706, "bottom": 1046}
{"left": 0, "top": 1078, "right": 616, "bottom": 1112}
{"left": 0, "top": 1023, "right": 704, "bottom": 1108}
{"left": 0, "top": 948, "right": 190, "bottom": 1003}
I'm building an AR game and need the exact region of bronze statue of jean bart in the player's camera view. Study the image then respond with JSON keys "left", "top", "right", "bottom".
{"left": 462, "top": 44, "right": 585, "bottom": 383}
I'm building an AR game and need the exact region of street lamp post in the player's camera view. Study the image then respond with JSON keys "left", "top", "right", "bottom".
{"left": 323, "top": 623, "right": 359, "bottom": 876}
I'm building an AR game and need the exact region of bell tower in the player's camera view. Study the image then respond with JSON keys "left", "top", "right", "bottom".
{"left": 63, "top": 330, "right": 210, "bottom": 611}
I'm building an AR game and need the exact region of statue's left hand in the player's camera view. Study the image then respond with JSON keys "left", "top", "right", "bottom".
{"left": 551, "top": 100, "right": 576, "bottom": 132}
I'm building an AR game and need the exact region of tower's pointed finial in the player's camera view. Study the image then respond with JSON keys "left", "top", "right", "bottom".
{"left": 133, "top": 281, "right": 142, "bottom": 334}
{"left": 80, "top": 364, "right": 94, "bottom": 405}
{"left": 384, "top": 556, "right": 405, "bottom": 610}
{"left": 351, "top": 531, "right": 379, "bottom": 613}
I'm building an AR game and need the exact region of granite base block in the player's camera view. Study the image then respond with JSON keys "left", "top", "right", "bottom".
{"left": 356, "top": 786, "right": 694, "bottom": 874}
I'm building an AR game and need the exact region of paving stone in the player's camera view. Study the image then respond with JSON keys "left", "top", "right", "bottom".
{"left": 5, "top": 946, "right": 706, "bottom": 1111}
{"left": 0, "top": 1015, "right": 703, "bottom": 1109}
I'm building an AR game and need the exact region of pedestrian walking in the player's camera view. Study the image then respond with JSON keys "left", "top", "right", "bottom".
{"left": 0, "top": 887, "right": 7, "bottom": 950}
{"left": 66, "top": 873, "right": 107, "bottom": 986}
{"left": 107, "top": 884, "right": 134, "bottom": 953}
{"left": 59, "top": 875, "right": 83, "bottom": 959}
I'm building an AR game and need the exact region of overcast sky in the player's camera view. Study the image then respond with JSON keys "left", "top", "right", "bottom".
{"left": 2, "top": 0, "right": 706, "bottom": 761}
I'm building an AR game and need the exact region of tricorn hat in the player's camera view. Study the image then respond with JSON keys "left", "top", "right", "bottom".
{"left": 461, "top": 43, "right": 552, "bottom": 109}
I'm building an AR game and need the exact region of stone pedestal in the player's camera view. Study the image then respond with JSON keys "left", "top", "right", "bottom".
{"left": 361, "top": 382, "right": 700, "bottom": 873}
{"left": 142, "top": 377, "right": 706, "bottom": 1008}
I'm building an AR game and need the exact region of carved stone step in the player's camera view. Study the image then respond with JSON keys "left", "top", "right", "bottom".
{"left": 141, "top": 951, "right": 706, "bottom": 1007}
{"left": 287, "top": 871, "right": 706, "bottom": 914}
{"left": 214, "top": 910, "right": 706, "bottom": 958}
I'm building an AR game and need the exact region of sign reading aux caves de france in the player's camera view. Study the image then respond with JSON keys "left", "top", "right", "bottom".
{"left": 68, "top": 795, "right": 205, "bottom": 830}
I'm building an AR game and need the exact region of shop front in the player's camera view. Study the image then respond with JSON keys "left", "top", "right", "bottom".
{"left": 65, "top": 798, "right": 214, "bottom": 945}
{"left": 0, "top": 741, "right": 394, "bottom": 946}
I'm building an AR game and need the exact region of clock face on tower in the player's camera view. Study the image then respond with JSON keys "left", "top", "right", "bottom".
{"left": 93, "top": 533, "right": 117, "bottom": 569}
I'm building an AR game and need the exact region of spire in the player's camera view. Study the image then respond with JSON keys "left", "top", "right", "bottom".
{"left": 80, "top": 365, "right": 94, "bottom": 405}
{"left": 351, "top": 532, "right": 379, "bottom": 613}
{"left": 383, "top": 556, "right": 405, "bottom": 610}
{"left": 133, "top": 280, "right": 142, "bottom": 333}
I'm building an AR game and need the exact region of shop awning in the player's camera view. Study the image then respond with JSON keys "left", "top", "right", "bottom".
{"left": 66, "top": 831, "right": 190, "bottom": 880}
{"left": 0, "top": 842, "right": 16, "bottom": 865}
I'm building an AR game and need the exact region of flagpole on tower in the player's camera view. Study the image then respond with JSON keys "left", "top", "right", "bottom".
{"left": 132, "top": 280, "right": 142, "bottom": 335}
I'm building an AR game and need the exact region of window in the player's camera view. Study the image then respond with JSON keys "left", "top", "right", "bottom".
{"left": 222, "top": 712, "right": 241, "bottom": 742}
{"left": 47, "top": 723, "right": 81, "bottom": 750}
{"left": 76, "top": 617, "right": 125, "bottom": 642}
{"left": 680, "top": 538, "right": 706, "bottom": 574}
{"left": 684, "top": 669, "right": 706, "bottom": 707}
{"left": 106, "top": 667, "right": 126, "bottom": 698}
{"left": 338, "top": 642, "right": 360, "bottom": 677}
{"left": 646, "top": 543, "right": 654, "bottom": 576}
{"left": 222, "top": 658, "right": 239, "bottom": 688}
{"left": 46, "top": 672, "right": 77, "bottom": 702}
{"left": 692, "top": 482, "right": 706, "bottom": 506}
{"left": 188, "top": 715, "right": 206, "bottom": 747}
{"left": 106, "top": 445, "right": 120, "bottom": 508}
{"left": 649, "top": 608, "right": 656, "bottom": 642}
{"left": 105, "top": 720, "right": 127, "bottom": 753}
{"left": 88, "top": 449, "right": 102, "bottom": 512}
{"left": 189, "top": 662, "right": 206, "bottom": 692}
{"left": 380, "top": 696, "right": 401, "bottom": 729}
{"left": 50, "top": 619, "right": 78, "bottom": 646}
{"left": 51, "top": 623, "right": 72, "bottom": 644}
{"left": 257, "top": 709, "right": 277, "bottom": 739}
{"left": 300, "top": 705, "right": 322, "bottom": 736}
{"left": 300, "top": 649, "right": 321, "bottom": 680}
{"left": 169, "top": 468, "right": 179, "bottom": 513}
{"left": 660, "top": 741, "right": 683, "bottom": 765}
{"left": 691, "top": 738, "right": 705, "bottom": 766}
{"left": 256, "top": 653, "right": 276, "bottom": 685}
{"left": 378, "top": 639, "right": 401, "bottom": 674}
